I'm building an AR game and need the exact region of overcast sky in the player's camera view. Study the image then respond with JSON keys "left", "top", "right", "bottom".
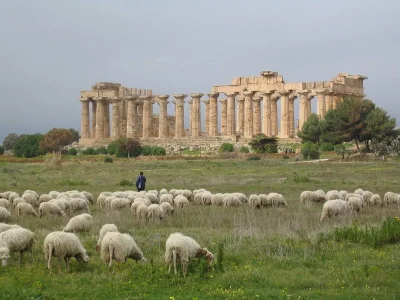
{"left": 0, "top": 0, "right": 399, "bottom": 144}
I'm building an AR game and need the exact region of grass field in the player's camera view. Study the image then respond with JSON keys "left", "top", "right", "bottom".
{"left": 1, "top": 156, "right": 400, "bottom": 299}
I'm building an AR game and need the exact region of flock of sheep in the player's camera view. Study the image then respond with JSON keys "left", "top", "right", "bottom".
{"left": 0, "top": 187, "right": 398, "bottom": 275}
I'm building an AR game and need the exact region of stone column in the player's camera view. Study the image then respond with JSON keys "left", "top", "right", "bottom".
{"left": 325, "top": 91, "right": 334, "bottom": 112}
{"left": 208, "top": 93, "right": 219, "bottom": 136}
{"left": 173, "top": 94, "right": 186, "bottom": 138}
{"left": 236, "top": 96, "right": 245, "bottom": 135}
{"left": 220, "top": 98, "right": 227, "bottom": 135}
{"left": 203, "top": 99, "right": 210, "bottom": 135}
{"left": 111, "top": 98, "right": 121, "bottom": 139}
{"left": 104, "top": 101, "right": 110, "bottom": 138}
{"left": 288, "top": 93, "right": 297, "bottom": 138}
{"left": 271, "top": 94, "right": 279, "bottom": 136}
{"left": 119, "top": 99, "right": 127, "bottom": 137}
{"left": 226, "top": 92, "right": 238, "bottom": 136}
{"left": 126, "top": 96, "right": 138, "bottom": 138}
{"left": 91, "top": 100, "right": 97, "bottom": 139}
{"left": 80, "top": 100, "right": 90, "bottom": 139}
{"left": 141, "top": 96, "right": 153, "bottom": 138}
{"left": 261, "top": 90, "right": 275, "bottom": 137}
{"left": 316, "top": 89, "right": 327, "bottom": 119}
{"left": 95, "top": 97, "right": 105, "bottom": 139}
{"left": 190, "top": 93, "right": 203, "bottom": 137}
{"left": 279, "top": 91, "right": 291, "bottom": 138}
{"left": 187, "top": 100, "right": 193, "bottom": 134}
{"left": 157, "top": 95, "right": 170, "bottom": 138}
{"left": 243, "top": 91, "right": 255, "bottom": 138}
{"left": 298, "top": 90, "right": 311, "bottom": 130}
{"left": 252, "top": 96, "right": 262, "bottom": 136}
{"left": 333, "top": 94, "right": 341, "bottom": 109}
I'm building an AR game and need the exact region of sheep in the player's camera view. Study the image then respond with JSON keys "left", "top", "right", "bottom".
{"left": 38, "top": 194, "right": 52, "bottom": 204}
{"left": 383, "top": 192, "right": 399, "bottom": 208}
{"left": 69, "top": 198, "right": 90, "bottom": 215}
{"left": 22, "top": 193, "right": 38, "bottom": 207}
{"left": 194, "top": 192, "right": 204, "bottom": 205}
{"left": 320, "top": 199, "right": 350, "bottom": 221}
{"left": 113, "top": 191, "right": 127, "bottom": 199}
{"left": 0, "top": 224, "right": 21, "bottom": 233}
{"left": 148, "top": 190, "right": 159, "bottom": 197}
{"left": 160, "top": 194, "right": 173, "bottom": 205}
{"left": 201, "top": 192, "right": 213, "bottom": 205}
{"left": 69, "top": 192, "right": 88, "bottom": 202}
{"left": 259, "top": 194, "right": 270, "bottom": 207}
{"left": 12, "top": 198, "right": 26, "bottom": 208}
{"left": 23, "top": 190, "right": 39, "bottom": 198}
{"left": 182, "top": 190, "right": 193, "bottom": 201}
{"left": 39, "top": 202, "right": 67, "bottom": 218}
{"left": 100, "top": 232, "right": 146, "bottom": 268}
{"left": 325, "top": 190, "right": 340, "bottom": 201}
{"left": 49, "top": 199, "right": 69, "bottom": 212}
{"left": 160, "top": 202, "right": 174, "bottom": 216}
{"left": 363, "top": 191, "right": 373, "bottom": 204}
{"left": 49, "top": 191, "right": 60, "bottom": 199}
{"left": 339, "top": 190, "right": 348, "bottom": 200}
{"left": 369, "top": 194, "right": 382, "bottom": 206}
{"left": 348, "top": 197, "right": 363, "bottom": 212}
{"left": 8, "top": 192, "right": 20, "bottom": 203}
{"left": 0, "top": 199, "right": 10, "bottom": 209}
{"left": 147, "top": 204, "right": 164, "bottom": 220}
{"left": 345, "top": 193, "right": 364, "bottom": 203}
{"left": 249, "top": 194, "right": 261, "bottom": 209}
{"left": 103, "top": 196, "right": 117, "bottom": 209}
{"left": 81, "top": 191, "right": 93, "bottom": 204}
{"left": 96, "top": 224, "right": 118, "bottom": 250}
{"left": 100, "top": 191, "right": 113, "bottom": 197}
{"left": 354, "top": 188, "right": 364, "bottom": 196}
{"left": 16, "top": 202, "right": 38, "bottom": 217}
{"left": 133, "top": 197, "right": 151, "bottom": 206}
{"left": 136, "top": 204, "right": 149, "bottom": 219}
{"left": 300, "top": 191, "right": 325, "bottom": 204}
{"left": 0, "top": 228, "right": 35, "bottom": 266}
{"left": 63, "top": 213, "right": 93, "bottom": 233}
{"left": 97, "top": 194, "right": 107, "bottom": 207}
{"left": 0, "top": 193, "right": 5, "bottom": 199}
{"left": 223, "top": 194, "right": 242, "bottom": 207}
{"left": 110, "top": 198, "right": 130, "bottom": 210}
{"left": 267, "top": 193, "right": 288, "bottom": 207}
{"left": 159, "top": 188, "right": 168, "bottom": 195}
{"left": 211, "top": 193, "right": 224, "bottom": 206}
{"left": 315, "top": 190, "right": 325, "bottom": 198}
{"left": 43, "top": 231, "right": 89, "bottom": 271}
{"left": 164, "top": 232, "right": 213, "bottom": 277}
{"left": 0, "top": 207, "right": 11, "bottom": 222}
{"left": 174, "top": 195, "right": 189, "bottom": 209}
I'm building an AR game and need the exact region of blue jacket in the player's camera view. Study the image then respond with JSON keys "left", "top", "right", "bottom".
{"left": 136, "top": 175, "right": 146, "bottom": 190}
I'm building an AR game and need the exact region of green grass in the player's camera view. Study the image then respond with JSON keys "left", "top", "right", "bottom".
{"left": 1, "top": 157, "right": 400, "bottom": 299}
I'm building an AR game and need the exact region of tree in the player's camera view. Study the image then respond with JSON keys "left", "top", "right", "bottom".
{"left": 249, "top": 134, "right": 278, "bottom": 153}
{"left": 39, "top": 128, "right": 74, "bottom": 153}
{"left": 320, "top": 109, "right": 349, "bottom": 145}
{"left": 114, "top": 138, "right": 142, "bottom": 158}
{"left": 2, "top": 133, "right": 20, "bottom": 150}
{"left": 14, "top": 134, "right": 44, "bottom": 158}
{"left": 301, "top": 142, "right": 320, "bottom": 160}
{"left": 68, "top": 128, "right": 80, "bottom": 142}
{"left": 0, "top": 146, "right": 4, "bottom": 155}
{"left": 297, "top": 114, "right": 322, "bottom": 144}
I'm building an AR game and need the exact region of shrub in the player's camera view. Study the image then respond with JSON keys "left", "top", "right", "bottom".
{"left": 82, "top": 147, "right": 95, "bottom": 155}
{"left": 239, "top": 146, "right": 249, "bottom": 153}
{"left": 119, "top": 179, "right": 134, "bottom": 186}
{"left": 151, "top": 146, "right": 166, "bottom": 156}
{"left": 320, "top": 142, "right": 334, "bottom": 152}
{"left": 39, "top": 128, "right": 74, "bottom": 153}
{"left": 67, "top": 148, "right": 77, "bottom": 156}
{"left": 2, "top": 133, "right": 19, "bottom": 150}
{"left": 94, "top": 147, "right": 108, "bottom": 155}
{"left": 141, "top": 145, "right": 152, "bottom": 156}
{"left": 282, "top": 155, "right": 290, "bottom": 159}
{"left": 107, "top": 141, "right": 118, "bottom": 155}
{"left": 44, "top": 152, "right": 62, "bottom": 170}
{"left": 218, "top": 143, "right": 234, "bottom": 153}
{"left": 0, "top": 146, "right": 4, "bottom": 155}
{"left": 114, "top": 138, "right": 142, "bottom": 158}
{"left": 247, "top": 156, "right": 260, "bottom": 161}
{"left": 334, "top": 144, "right": 347, "bottom": 159}
{"left": 249, "top": 134, "right": 278, "bottom": 153}
{"left": 13, "top": 134, "right": 44, "bottom": 158}
{"left": 301, "top": 142, "right": 320, "bottom": 160}
{"left": 104, "top": 156, "right": 113, "bottom": 163}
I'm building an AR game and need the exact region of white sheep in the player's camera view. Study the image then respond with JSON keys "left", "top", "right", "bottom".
{"left": 69, "top": 198, "right": 90, "bottom": 215}
{"left": 23, "top": 190, "right": 39, "bottom": 198}
{"left": 201, "top": 192, "right": 213, "bottom": 205}
{"left": 182, "top": 190, "right": 193, "bottom": 201}
{"left": 325, "top": 190, "right": 340, "bottom": 201}
{"left": 113, "top": 191, "right": 128, "bottom": 199}
{"left": 267, "top": 193, "right": 288, "bottom": 207}
{"left": 100, "top": 232, "right": 146, "bottom": 268}
{"left": 63, "top": 213, "right": 93, "bottom": 233}
{"left": 223, "top": 194, "right": 242, "bottom": 207}
{"left": 103, "top": 196, "right": 117, "bottom": 209}
{"left": 148, "top": 190, "right": 159, "bottom": 197}
{"left": 96, "top": 224, "right": 118, "bottom": 250}
{"left": 22, "top": 193, "right": 38, "bottom": 207}
{"left": 12, "top": 198, "right": 26, "bottom": 208}
{"left": 0, "top": 207, "right": 11, "bottom": 222}
{"left": 69, "top": 192, "right": 88, "bottom": 202}
{"left": 384, "top": 192, "right": 399, "bottom": 208}
{"left": 159, "top": 188, "right": 168, "bottom": 195}
{"left": 0, "top": 224, "right": 21, "bottom": 233}
{"left": 164, "top": 232, "right": 213, "bottom": 277}
{"left": 0, "top": 199, "right": 10, "bottom": 209}
{"left": 97, "top": 194, "right": 107, "bottom": 207}
{"left": 211, "top": 193, "right": 224, "bottom": 206}
{"left": 49, "top": 198, "right": 69, "bottom": 212}
{"left": 174, "top": 195, "right": 189, "bottom": 208}
{"left": 194, "top": 192, "right": 204, "bottom": 205}
{"left": 49, "top": 191, "right": 60, "bottom": 199}
{"left": 81, "top": 191, "right": 93, "bottom": 204}
{"left": 339, "top": 190, "right": 348, "bottom": 200}
{"left": 354, "top": 188, "right": 364, "bottom": 196}
{"left": 39, "top": 202, "right": 67, "bottom": 218}
{"left": 160, "top": 194, "right": 173, "bottom": 205}
{"left": 363, "top": 191, "right": 373, "bottom": 204}
{"left": 160, "top": 202, "right": 174, "bottom": 216}
{"left": 315, "top": 190, "right": 325, "bottom": 198}
{"left": 348, "top": 197, "right": 363, "bottom": 212}
{"left": 43, "top": 231, "right": 89, "bottom": 271}
{"left": 8, "top": 192, "right": 20, "bottom": 203}
{"left": 16, "top": 202, "right": 38, "bottom": 217}
{"left": 147, "top": 204, "right": 164, "bottom": 220}
{"left": 259, "top": 194, "right": 270, "bottom": 207}
{"left": 110, "top": 198, "right": 130, "bottom": 210}
{"left": 300, "top": 191, "right": 325, "bottom": 204}
{"left": 136, "top": 203, "right": 149, "bottom": 219}
{"left": 249, "top": 194, "right": 261, "bottom": 209}
{"left": 369, "top": 194, "right": 382, "bottom": 206}
{"left": 233, "top": 193, "right": 248, "bottom": 204}
{"left": 39, "top": 194, "right": 52, "bottom": 204}
{"left": 345, "top": 193, "right": 364, "bottom": 204}
{"left": 320, "top": 199, "right": 350, "bottom": 221}
{"left": 134, "top": 197, "right": 151, "bottom": 206}
{"left": 0, "top": 228, "right": 35, "bottom": 266}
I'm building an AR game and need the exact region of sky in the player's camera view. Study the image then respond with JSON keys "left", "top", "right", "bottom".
{"left": 0, "top": 0, "right": 399, "bottom": 144}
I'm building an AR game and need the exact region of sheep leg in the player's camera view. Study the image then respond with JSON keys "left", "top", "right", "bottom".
{"left": 65, "top": 257, "right": 70, "bottom": 271}
{"left": 108, "top": 245, "right": 114, "bottom": 269}
{"left": 47, "top": 244, "right": 53, "bottom": 269}
{"left": 182, "top": 262, "right": 187, "bottom": 277}
{"left": 19, "top": 251, "right": 24, "bottom": 264}
{"left": 172, "top": 249, "right": 177, "bottom": 275}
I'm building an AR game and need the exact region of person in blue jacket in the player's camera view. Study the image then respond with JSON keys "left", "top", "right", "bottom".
{"left": 136, "top": 171, "right": 146, "bottom": 192}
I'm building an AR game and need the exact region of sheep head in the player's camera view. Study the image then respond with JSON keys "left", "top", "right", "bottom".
{"left": 0, "top": 247, "right": 10, "bottom": 267}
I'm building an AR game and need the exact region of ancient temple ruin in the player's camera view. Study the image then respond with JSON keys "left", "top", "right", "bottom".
{"left": 78, "top": 71, "right": 367, "bottom": 145}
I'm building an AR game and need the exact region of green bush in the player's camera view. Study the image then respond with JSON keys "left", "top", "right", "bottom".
{"left": 247, "top": 156, "right": 260, "bottom": 161}
{"left": 218, "top": 143, "right": 234, "bottom": 153}
{"left": 107, "top": 141, "right": 118, "bottom": 155}
{"left": 239, "top": 146, "right": 249, "bottom": 153}
{"left": 82, "top": 147, "right": 95, "bottom": 155}
{"left": 282, "top": 155, "right": 290, "bottom": 159}
{"left": 13, "top": 134, "right": 44, "bottom": 158}
{"left": 301, "top": 142, "right": 320, "bottom": 160}
{"left": 151, "top": 146, "right": 166, "bottom": 156}
{"left": 104, "top": 156, "right": 113, "bottom": 163}
{"left": 67, "top": 148, "right": 77, "bottom": 156}
{"left": 94, "top": 147, "right": 108, "bottom": 155}
{"left": 334, "top": 144, "right": 347, "bottom": 159}
{"left": 249, "top": 134, "right": 278, "bottom": 153}
{"left": 141, "top": 145, "right": 152, "bottom": 156}
{"left": 118, "top": 179, "right": 134, "bottom": 186}
{"left": 320, "top": 142, "right": 335, "bottom": 152}
{"left": 0, "top": 146, "right": 4, "bottom": 155}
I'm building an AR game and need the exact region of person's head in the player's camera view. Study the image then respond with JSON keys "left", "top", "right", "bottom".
{"left": 140, "top": 171, "right": 143, "bottom": 175}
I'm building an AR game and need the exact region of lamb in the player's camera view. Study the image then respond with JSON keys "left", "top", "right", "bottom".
{"left": 383, "top": 192, "right": 399, "bottom": 208}
{"left": 39, "top": 202, "right": 67, "bottom": 218}
{"left": 16, "top": 202, "right": 38, "bottom": 217}
{"left": 96, "top": 224, "right": 118, "bottom": 250}
{"left": 325, "top": 190, "right": 340, "bottom": 201}
{"left": 100, "top": 232, "right": 146, "bottom": 268}
{"left": 320, "top": 199, "right": 350, "bottom": 221}
{"left": 0, "top": 228, "right": 35, "bottom": 266}
{"left": 267, "top": 193, "right": 288, "bottom": 207}
{"left": 38, "top": 194, "right": 52, "bottom": 204}
{"left": 201, "top": 192, "right": 213, "bottom": 205}
{"left": 249, "top": 194, "right": 261, "bottom": 209}
{"left": 160, "top": 194, "right": 173, "bottom": 205}
{"left": 0, "top": 207, "right": 11, "bottom": 222}
{"left": 69, "top": 198, "right": 90, "bottom": 215}
{"left": 147, "top": 204, "right": 164, "bottom": 220}
{"left": 164, "top": 232, "right": 213, "bottom": 276}
{"left": 369, "top": 194, "right": 382, "bottom": 206}
{"left": 0, "top": 199, "right": 10, "bottom": 209}
{"left": 300, "top": 191, "right": 325, "bottom": 204}
{"left": 43, "top": 231, "right": 89, "bottom": 271}
{"left": 210, "top": 193, "right": 224, "bottom": 206}
{"left": 136, "top": 203, "right": 149, "bottom": 219}
{"left": 0, "top": 224, "right": 21, "bottom": 233}
{"left": 223, "top": 194, "right": 242, "bottom": 207}
{"left": 160, "top": 202, "right": 174, "bottom": 216}
{"left": 259, "top": 194, "right": 270, "bottom": 207}
{"left": 22, "top": 193, "right": 38, "bottom": 207}
{"left": 348, "top": 197, "right": 363, "bottom": 212}
{"left": 110, "top": 198, "right": 130, "bottom": 210}
{"left": 63, "top": 213, "right": 93, "bottom": 233}
{"left": 174, "top": 195, "right": 189, "bottom": 209}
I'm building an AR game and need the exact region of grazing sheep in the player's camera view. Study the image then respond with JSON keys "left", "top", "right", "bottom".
{"left": 369, "top": 194, "right": 382, "bottom": 206}
{"left": 38, "top": 194, "right": 52, "bottom": 204}
{"left": 182, "top": 190, "right": 193, "bottom": 201}
{"left": 96, "top": 224, "right": 118, "bottom": 250}
{"left": 134, "top": 197, "right": 151, "bottom": 206}
{"left": 160, "top": 194, "right": 173, "bottom": 205}
{"left": 363, "top": 191, "right": 373, "bottom": 204}
{"left": 81, "top": 191, "right": 93, "bottom": 204}
{"left": 211, "top": 193, "right": 224, "bottom": 206}
{"left": 113, "top": 191, "right": 127, "bottom": 199}
{"left": 23, "top": 190, "right": 39, "bottom": 198}
{"left": 69, "top": 193, "right": 88, "bottom": 202}
{"left": 174, "top": 195, "right": 189, "bottom": 209}
{"left": 348, "top": 197, "right": 363, "bottom": 212}
{"left": 267, "top": 193, "right": 288, "bottom": 207}
{"left": 16, "top": 202, "right": 38, "bottom": 217}
{"left": 63, "top": 214, "right": 93, "bottom": 233}
{"left": 39, "top": 202, "right": 67, "bottom": 218}
{"left": 0, "top": 224, "right": 21, "bottom": 233}
{"left": 320, "top": 199, "right": 350, "bottom": 221}
{"left": 223, "top": 194, "right": 242, "bottom": 207}
{"left": 300, "top": 191, "right": 325, "bottom": 204}
{"left": 49, "top": 199, "right": 69, "bottom": 212}
{"left": 354, "top": 188, "right": 364, "bottom": 196}
{"left": 259, "top": 194, "right": 270, "bottom": 207}
{"left": 0, "top": 193, "right": 5, "bottom": 199}
{"left": 148, "top": 190, "right": 159, "bottom": 197}
{"left": 194, "top": 192, "right": 204, "bottom": 205}
{"left": 315, "top": 190, "right": 325, "bottom": 197}
{"left": 97, "top": 194, "right": 107, "bottom": 207}
{"left": 384, "top": 192, "right": 400, "bottom": 208}
{"left": 69, "top": 198, "right": 90, "bottom": 215}
{"left": 0, "top": 228, "right": 35, "bottom": 266}
{"left": 110, "top": 198, "right": 130, "bottom": 210}
{"left": 202, "top": 192, "right": 213, "bottom": 205}
{"left": 136, "top": 204, "right": 149, "bottom": 219}
{"left": 100, "top": 191, "right": 113, "bottom": 197}
{"left": 49, "top": 191, "right": 60, "bottom": 199}
{"left": 8, "top": 192, "right": 20, "bottom": 203}
{"left": 249, "top": 194, "right": 261, "bottom": 209}
{"left": 103, "top": 196, "right": 117, "bottom": 209}
{"left": 12, "top": 198, "right": 26, "bottom": 208}
{"left": 325, "top": 190, "right": 340, "bottom": 201}
{"left": 159, "top": 189, "right": 168, "bottom": 195}
{"left": 164, "top": 232, "right": 213, "bottom": 277}
{"left": 0, "top": 199, "right": 10, "bottom": 209}
{"left": 147, "top": 204, "right": 164, "bottom": 220}
{"left": 43, "top": 231, "right": 89, "bottom": 271}
{"left": 169, "top": 189, "right": 177, "bottom": 197}
{"left": 233, "top": 193, "right": 248, "bottom": 204}
{"left": 345, "top": 193, "right": 364, "bottom": 204}
{"left": 100, "top": 232, "right": 146, "bottom": 268}
{"left": 0, "top": 207, "right": 11, "bottom": 222}
{"left": 160, "top": 202, "right": 174, "bottom": 216}
{"left": 339, "top": 190, "right": 348, "bottom": 200}
{"left": 22, "top": 193, "right": 38, "bottom": 207}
